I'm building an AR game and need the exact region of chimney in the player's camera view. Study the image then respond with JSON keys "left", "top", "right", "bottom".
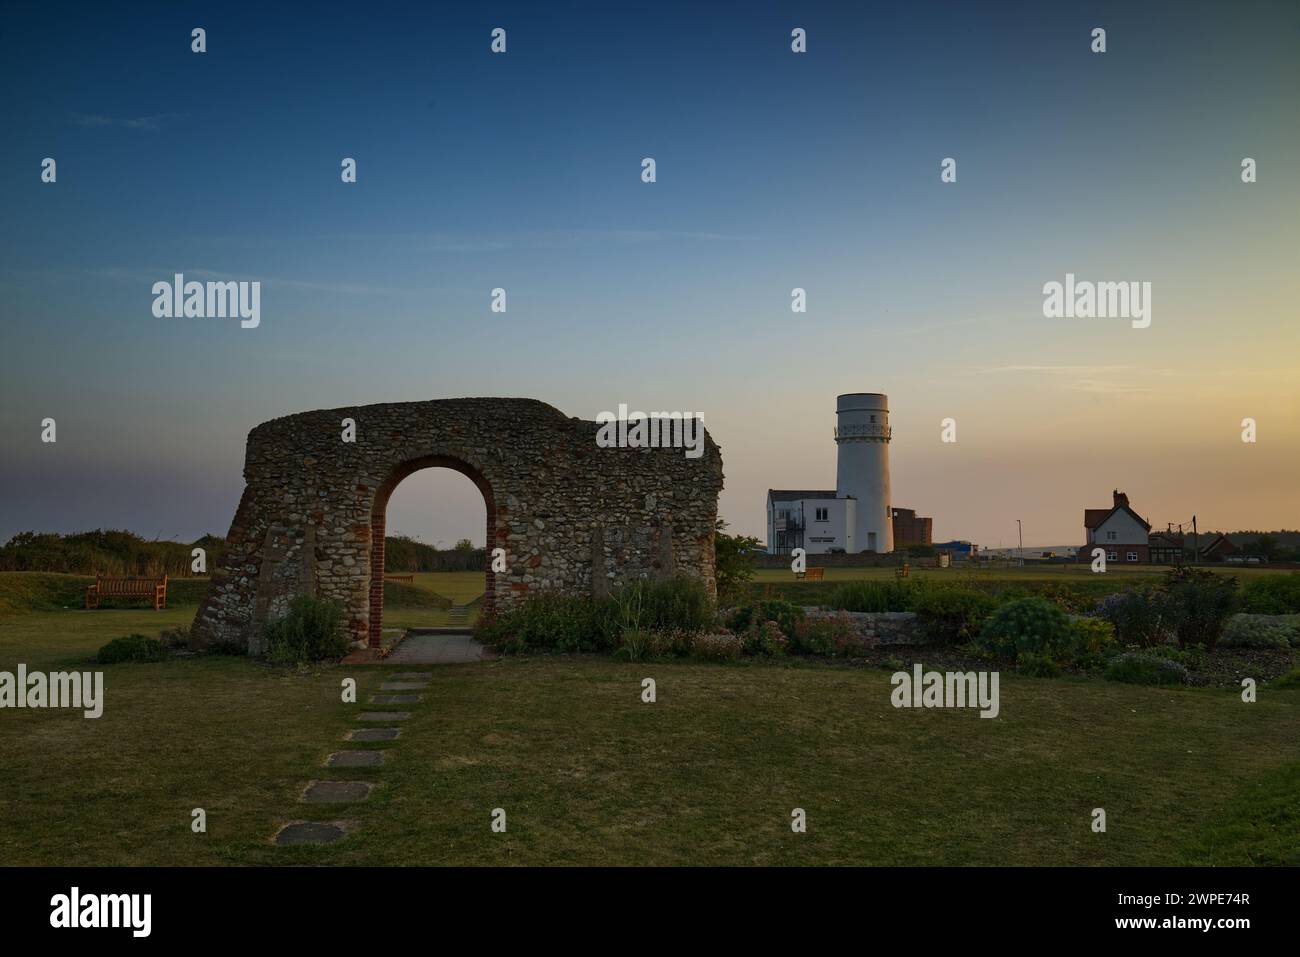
{"left": 1113, "top": 489, "right": 1129, "bottom": 508}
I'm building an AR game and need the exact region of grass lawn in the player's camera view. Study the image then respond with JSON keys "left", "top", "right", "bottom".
{"left": 1, "top": 602, "right": 1296, "bottom": 866}
{"left": 753, "top": 564, "right": 1288, "bottom": 584}
{"left": 382, "top": 571, "right": 484, "bottom": 628}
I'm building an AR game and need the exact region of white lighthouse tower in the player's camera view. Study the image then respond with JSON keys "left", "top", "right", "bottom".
{"left": 835, "top": 393, "right": 893, "bottom": 553}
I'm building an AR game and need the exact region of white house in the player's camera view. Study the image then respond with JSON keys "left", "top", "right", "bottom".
{"left": 1082, "top": 490, "right": 1152, "bottom": 564}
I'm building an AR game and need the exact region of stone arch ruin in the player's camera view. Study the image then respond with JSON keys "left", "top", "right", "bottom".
{"left": 191, "top": 398, "right": 724, "bottom": 653}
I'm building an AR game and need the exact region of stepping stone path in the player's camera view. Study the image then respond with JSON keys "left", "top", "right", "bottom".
{"left": 348, "top": 728, "right": 401, "bottom": 742}
{"left": 277, "top": 675, "right": 431, "bottom": 847}
{"left": 275, "top": 821, "right": 349, "bottom": 846}
{"left": 327, "top": 750, "right": 385, "bottom": 768}
{"left": 302, "top": 780, "right": 373, "bottom": 803}
{"left": 447, "top": 604, "right": 470, "bottom": 626}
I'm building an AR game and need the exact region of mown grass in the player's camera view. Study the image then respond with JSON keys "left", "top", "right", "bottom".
{"left": 1, "top": 603, "right": 1296, "bottom": 866}
{"left": 382, "top": 571, "right": 483, "bottom": 628}
{"left": 752, "top": 564, "right": 1288, "bottom": 584}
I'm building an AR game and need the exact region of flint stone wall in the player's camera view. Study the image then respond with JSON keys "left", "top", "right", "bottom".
{"left": 801, "top": 608, "right": 922, "bottom": 645}
{"left": 192, "top": 398, "right": 724, "bottom": 653}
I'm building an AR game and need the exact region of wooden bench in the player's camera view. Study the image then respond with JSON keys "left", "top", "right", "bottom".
{"left": 795, "top": 567, "right": 825, "bottom": 581}
{"left": 384, "top": 574, "right": 414, "bottom": 583}
{"left": 85, "top": 575, "right": 168, "bottom": 610}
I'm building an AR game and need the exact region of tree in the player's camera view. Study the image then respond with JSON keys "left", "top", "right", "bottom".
{"left": 453, "top": 538, "right": 475, "bottom": 552}
{"left": 714, "top": 518, "right": 761, "bottom": 604}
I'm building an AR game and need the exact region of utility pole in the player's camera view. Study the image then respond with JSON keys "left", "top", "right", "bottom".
{"left": 1016, "top": 519, "right": 1023, "bottom": 566}
{"left": 1192, "top": 515, "right": 1198, "bottom": 565}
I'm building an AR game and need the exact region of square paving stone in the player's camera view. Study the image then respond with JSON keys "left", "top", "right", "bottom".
{"left": 380, "top": 682, "right": 429, "bottom": 691}
{"left": 358, "top": 711, "right": 411, "bottom": 721}
{"left": 274, "top": 821, "right": 350, "bottom": 846}
{"left": 326, "top": 750, "right": 385, "bottom": 768}
{"left": 301, "top": 780, "right": 373, "bottom": 803}
{"left": 347, "top": 727, "right": 401, "bottom": 742}
{"left": 370, "top": 694, "right": 422, "bottom": 704}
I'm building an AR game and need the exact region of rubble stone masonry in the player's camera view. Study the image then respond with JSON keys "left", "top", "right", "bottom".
{"left": 191, "top": 398, "right": 724, "bottom": 653}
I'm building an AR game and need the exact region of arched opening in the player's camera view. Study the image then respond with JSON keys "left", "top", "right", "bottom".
{"left": 368, "top": 455, "right": 495, "bottom": 647}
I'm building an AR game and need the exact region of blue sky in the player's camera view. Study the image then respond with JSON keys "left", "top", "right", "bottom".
{"left": 2, "top": 0, "right": 1298, "bottom": 547}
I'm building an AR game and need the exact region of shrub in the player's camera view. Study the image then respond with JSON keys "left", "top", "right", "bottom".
{"left": 1016, "top": 651, "right": 1060, "bottom": 678}
{"left": 1143, "top": 643, "right": 1208, "bottom": 672}
{"left": 790, "top": 611, "right": 876, "bottom": 657}
{"left": 619, "top": 576, "right": 715, "bottom": 635}
{"left": 158, "top": 625, "right": 190, "bottom": 650}
{"left": 742, "top": 620, "right": 788, "bottom": 657}
{"left": 476, "top": 592, "right": 617, "bottom": 654}
{"left": 714, "top": 521, "right": 761, "bottom": 604}
{"left": 615, "top": 626, "right": 662, "bottom": 662}
{"left": 690, "top": 632, "right": 744, "bottom": 661}
{"left": 1270, "top": 668, "right": 1300, "bottom": 690}
{"left": 478, "top": 577, "right": 713, "bottom": 655}
{"left": 826, "top": 580, "right": 912, "bottom": 613}
{"left": 1164, "top": 567, "right": 1238, "bottom": 650}
{"left": 97, "top": 633, "right": 167, "bottom": 664}
{"left": 726, "top": 599, "right": 802, "bottom": 638}
{"left": 1219, "top": 614, "right": 1299, "bottom": 649}
{"left": 1070, "top": 616, "right": 1116, "bottom": 655}
{"left": 977, "top": 597, "right": 1074, "bottom": 657}
{"left": 1239, "top": 574, "right": 1300, "bottom": 614}
{"left": 1095, "top": 589, "right": 1176, "bottom": 648}
{"left": 1104, "top": 652, "right": 1188, "bottom": 686}
{"left": 912, "top": 587, "right": 998, "bottom": 645}
{"left": 262, "top": 595, "right": 348, "bottom": 665}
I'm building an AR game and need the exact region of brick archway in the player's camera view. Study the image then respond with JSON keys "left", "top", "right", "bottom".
{"left": 191, "top": 398, "right": 724, "bottom": 653}
{"left": 368, "top": 455, "right": 496, "bottom": 647}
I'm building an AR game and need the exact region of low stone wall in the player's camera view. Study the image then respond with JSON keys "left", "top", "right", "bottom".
{"left": 802, "top": 607, "right": 922, "bottom": 645}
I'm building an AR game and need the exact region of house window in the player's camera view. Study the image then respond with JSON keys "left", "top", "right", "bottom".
{"left": 1107, "top": 550, "right": 1118, "bottom": 562}
{"left": 776, "top": 509, "right": 788, "bottom": 520}
{"left": 1126, "top": 551, "right": 1139, "bottom": 562}
{"left": 1106, "top": 530, "right": 1117, "bottom": 541}
{"left": 815, "top": 508, "right": 828, "bottom": 522}
{"left": 869, "top": 415, "right": 876, "bottom": 423}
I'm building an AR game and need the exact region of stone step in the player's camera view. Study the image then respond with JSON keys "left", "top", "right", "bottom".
{"left": 357, "top": 711, "right": 411, "bottom": 722}
{"left": 301, "top": 780, "right": 373, "bottom": 803}
{"left": 380, "top": 682, "right": 428, "bottom": 691}
{"left": 389, "top": 671, "right": 433, "bottom": 679}
{"left": 274, "top": 821, "right": 349, "bottom": 846}
{"left": 347, "top": 727, "right": 401, "bottom": 742}
{"left": 370, "top": 694, "right": 422, "bottom": 705}
{"left": 326, "top": 750, "right": 385, "bottom": 768}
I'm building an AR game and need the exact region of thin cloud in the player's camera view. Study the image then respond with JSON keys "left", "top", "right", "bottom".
{"left": 71, "top": 112, "right": 187, "bottom": 130}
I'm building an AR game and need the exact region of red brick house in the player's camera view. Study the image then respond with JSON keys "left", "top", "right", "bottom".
{"left": 1081, "top": 490, "right": 1151, "bottom": 564}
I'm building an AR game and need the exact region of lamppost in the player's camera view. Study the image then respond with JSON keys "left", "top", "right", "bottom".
{"left": 1016, "top": 519, "right": 1023, "bottom": 565}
